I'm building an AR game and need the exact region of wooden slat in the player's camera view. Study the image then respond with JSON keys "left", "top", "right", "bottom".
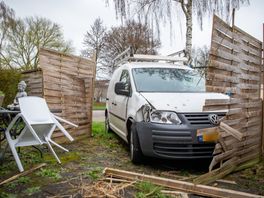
{"left": 207, "top": 73, "right": 239, "bottom": 84}
{"left": 211, "top": 47, "right": 241, "bottom": 63}
{"left": 208, "top": 59, "right": 240, "bottom": 73}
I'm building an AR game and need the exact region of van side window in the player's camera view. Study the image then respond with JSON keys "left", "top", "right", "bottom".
{"left": 120, "top": 70, "right": 131, "bottom": 92}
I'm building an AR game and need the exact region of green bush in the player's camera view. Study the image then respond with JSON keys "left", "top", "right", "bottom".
{"left": 0, "top": 69, "right": 21, "bottom": 107}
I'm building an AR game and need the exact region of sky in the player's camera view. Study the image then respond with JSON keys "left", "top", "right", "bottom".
{"left": 3, "top": 0, "right": 264, "bottom": 55}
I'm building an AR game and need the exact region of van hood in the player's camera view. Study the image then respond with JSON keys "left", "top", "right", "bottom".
{"left": 140, "top": 92, "right": 229, "bottom": 113}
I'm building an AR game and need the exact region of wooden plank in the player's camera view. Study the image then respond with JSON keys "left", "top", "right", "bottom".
{"left": 211, "top": 41, "right": 238, "bottom": 57}
{"left": 210, "top": 144, "right": 259, "bottom": 171}
{"left": 235, "top": 26, "right": 262, "bottom": 49}
{"left": 211, "top": 47, "right": 241, "bottom": 63}
{"left": 214, "top": 135, "right": 260, "bottom": 155}
{"left": 226, "top": 108, "right": 243, "bottom": 116}
{"left": 194, "top": 157, "right": 238, "bottom": 185}
{"left": 212, "top": 31, "right": 241, "bottom": 52}
{"left": 238, "top": 83, "right": 260, "bottom": 90}
{"left": 0, "top": 163, "right": 46, "bottom": 186}
{"left": 239, "top": 52, "right": 261, "bottom": 66}
{"left": 40, "top": 48, "right": 95, "bottom": 64}
{"left": 239, "top": 73, "right": 260, "bottom": 81}
{"left": 208, "top": 59, "right": 240, "bottom": 73}
{"left": 206, "top": 85, "right": 236, "bottom": 94}
{"left": 240, "top": 62, "right": 260, "bottom": 73}
{"left": 220, "top": 122, "right": 243, "bottom": 141}
{"left": 160, "top": 190, "right": 189, "bottom": 198}
{"left": 104, "top": 167, "right": 263, "bottom": 198}
{"left": 213, "top": 15, "right": 236, "bottom": 40}
{"left": 242, "top": 101, "right": 262, "bottom": 108}
{"left": 207, "top": 73, "right": 239, "bottom": 84}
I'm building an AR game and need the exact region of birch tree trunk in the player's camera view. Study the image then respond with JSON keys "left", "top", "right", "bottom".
{"left": 185, "top": 0, "right": 192, "bottom": 62}
{"left": 180, "top": 0, "right": 193, "bottom": 62}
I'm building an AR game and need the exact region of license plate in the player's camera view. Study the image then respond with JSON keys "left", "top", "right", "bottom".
{"left": 197, "top": 127, "right": 219, "bottom": 142}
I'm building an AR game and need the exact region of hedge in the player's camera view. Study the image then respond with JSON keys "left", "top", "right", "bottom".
{"left": 0, "top": 69, "right": 21, "bottom": 107}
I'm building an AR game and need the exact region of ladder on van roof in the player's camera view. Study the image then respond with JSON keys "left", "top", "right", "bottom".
{"left": 112, "top": 46, "right": 188, "bottom": 66}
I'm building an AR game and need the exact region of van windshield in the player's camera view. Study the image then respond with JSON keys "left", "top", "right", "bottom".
{"left": 132, "top": 68, "right": 205, "bottom": 92}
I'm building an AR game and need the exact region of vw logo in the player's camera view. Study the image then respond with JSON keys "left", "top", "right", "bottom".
{"left": 208, "top": 114, "right": 220, "bottom": 125}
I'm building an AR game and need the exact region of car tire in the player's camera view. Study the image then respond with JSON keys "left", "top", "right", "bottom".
{"left": 105, "top": 113, "right": 112, "bottom": 133}
{"left": 130, "top": 123, "right": 143, "bottom": 164}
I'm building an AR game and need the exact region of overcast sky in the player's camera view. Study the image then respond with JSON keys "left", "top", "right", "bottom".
{"left": 4, "top": 0, "right": 264, "bottom": 55}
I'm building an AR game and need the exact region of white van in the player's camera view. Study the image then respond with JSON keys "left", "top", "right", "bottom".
{"left": 105, "top": 50, "right": 228, "bottom": 163}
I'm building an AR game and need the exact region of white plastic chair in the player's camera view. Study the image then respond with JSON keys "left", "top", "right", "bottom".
{"left": 5, "top": 96, "right": 77, "bottom": 172}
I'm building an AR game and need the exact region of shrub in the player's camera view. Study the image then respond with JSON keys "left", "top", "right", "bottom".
{"left": 0, "top": 69, "right": 21, "bottom": 107}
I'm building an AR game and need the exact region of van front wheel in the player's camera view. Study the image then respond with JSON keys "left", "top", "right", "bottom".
{"left": 105, "top": 113, "right": 112, "bottom": 133}
{"left": 130, "top": 123, "right": 143, "bottom": 164}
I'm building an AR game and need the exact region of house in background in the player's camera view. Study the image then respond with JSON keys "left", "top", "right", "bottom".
{"left": 94, "top": 80, "right": 109, "bottom": 103}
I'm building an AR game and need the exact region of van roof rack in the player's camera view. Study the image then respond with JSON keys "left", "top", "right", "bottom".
{"left": 113, "top": 46, "right": 188, "bottom": 66}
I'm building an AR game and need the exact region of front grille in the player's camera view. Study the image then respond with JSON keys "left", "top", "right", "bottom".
{"left": 152, "top": 130, "right": 192, "bottom": 143}
{"left": 184, "top": 113, "right": 225, "bottom": 126}
{"left": 153, "top": 143, "right": 215, "bottom": 158}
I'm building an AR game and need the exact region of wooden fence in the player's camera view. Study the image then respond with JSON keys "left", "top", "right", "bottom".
{"left": 22, "top": 48, "right": 96, "bottom": 138}
{"left": 195, "top": 15, "right": 263, "bottom": 184}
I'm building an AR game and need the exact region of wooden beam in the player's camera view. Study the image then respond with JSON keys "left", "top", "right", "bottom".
{"left": 220, "top": 122, "right": 243, "bottom": 141}
{"left": 103, "top": 167, "right": 263, "bottom": 198}
{"left": 161, "top": 190, "right": 189, "bottom": 198}
{"left": 0, "top": 163, "right": 46, "bottom": 186}
{"left": 194, "top": 157, "right": 238, "bottom": 185}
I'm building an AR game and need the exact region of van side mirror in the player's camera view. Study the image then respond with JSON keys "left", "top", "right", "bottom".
{"left": 115, "top": 82, "right": 130, "bottom": 96}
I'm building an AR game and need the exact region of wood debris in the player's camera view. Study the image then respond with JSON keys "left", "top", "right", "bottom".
{"left": 103, "top": 167, "right": 264, "bottom": 198}
{"left": 0, "top": 163, "right": 46, "bottom": 186}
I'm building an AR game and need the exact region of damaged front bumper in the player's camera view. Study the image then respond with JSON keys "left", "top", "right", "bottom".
{"left": 135, "top": 121, "right": 216, "bottom": 159}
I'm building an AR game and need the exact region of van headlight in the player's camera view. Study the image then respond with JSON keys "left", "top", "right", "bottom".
{"left": 150, "top": 111, "right": 181, "bottom": 125}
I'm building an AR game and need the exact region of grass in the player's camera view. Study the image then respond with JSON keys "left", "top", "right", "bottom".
{"left": 93, "top": 102, "right": 106, "bottom": 110}
{"left": 84, "top": 167, "right": 104, "bottom": 180}
{"left": 0, "top": 192, "right": 17, "bottom": 198}
{"left": 17, "top": 176, "right": 30, "bottom": 184}
{"left": 24, "top": 186, "right": 41, "bottom": 196}
{"left": 135, "top": 181, "right": 170, "bottom": 198}
{"left": 36, "top": 168, "right": 62, "bottom": 180}
{"left": 92, "top": 121, "right": 115, "bottom": 139}
{"left": 92, "top": 121, "right": 106, "bottom": 135}
{"left": 233, "top": 160, "right": 264, "bottom": 195}
{"left": 92, "top": 122, "right": 120, "bottom": 149}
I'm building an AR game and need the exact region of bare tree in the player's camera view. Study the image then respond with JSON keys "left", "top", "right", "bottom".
{"left": 110, "top": 0, "right": 249, "bottom": 60}
{"left": 102, "top": 20, "right": 161, "bottom": 75}
{"left": 82, "top": 18, "right": 107, "bottom": 77}
{"left": 0, "top": 1, "right": 16, "bottom": 68}
{"left": 192, "top": 45, "right": 209, "bottom": 75}
{"left": 2, "top": 16, "right": 73, "bottom": 70}
{"left": 82, "top": 18, "right": 106, "bottom": 62}
{"left": 192, "top": 46, "right": 209, "bottom": 68}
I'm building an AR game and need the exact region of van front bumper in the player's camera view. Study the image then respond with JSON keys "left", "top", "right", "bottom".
{"left": 135, "top": 122, "right": 216, "bottom": 159}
